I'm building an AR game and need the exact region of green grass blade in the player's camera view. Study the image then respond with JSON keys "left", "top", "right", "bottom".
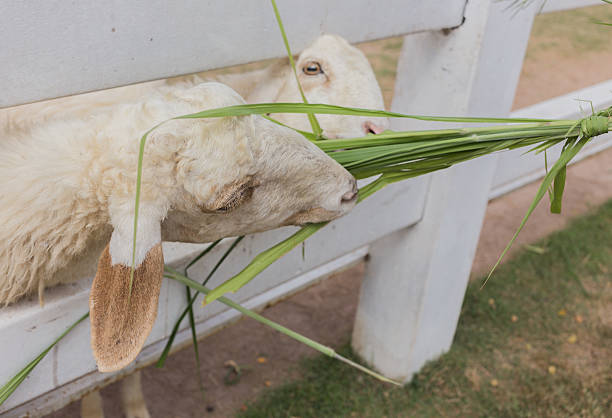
{"left": 181, "top": 238, "right": 223, "bottom": 385}
{"left": 174, "top": 102, "right": 558, "bottom": 124}
{"left": 185, "top": 286, "right": 205, "bottom": 397}
{"left": 262, "top": 115, "right": 317, "bottom": 140}
{"left": 270, "top": 0, "right": 323, "bottom": 138}
{"left": 184, "top": 239, "right": 223, "bottom": 273}
{"left": 0, "top": 313, "right": 88, "bottom": 406}
{"left": 550, "top": 164, "right": 567, "bottom": 214}
{"left": 156, "top": 237, "right": 244, "bottom": 367}
{"left": 129, "top": 120, "right": 165, "bottom": 302}
{"left": 128, "top": 132, "right": 146, "bottom": 304}
{"left": 202, "top": 175, "right": 398, "bottom": 305}
{"left": 204, "top": 225, "right": 323, "bottom": 304}
{"left": 164, "top": 267, "right": 400, "bottom": 386}
{"left": 484, "top": 136, "right": 590, "bottom": 285}
{"left": 160, "top": 239, "right": 223, "bottom": 383}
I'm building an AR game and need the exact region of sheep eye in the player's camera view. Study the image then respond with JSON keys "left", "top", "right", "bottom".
{"left": 215, "top": 183, "right": 257, "bottom": 213}
{"left": 303, "top": 61, "right": 322, "bottom": 75}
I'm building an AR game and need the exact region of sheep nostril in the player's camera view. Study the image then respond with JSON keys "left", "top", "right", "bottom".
{"left": 341, "top": 190, "right": 358, "bottom": 203}
{"left": 363, "top": 121, "right": 383, "bottom": 135}
{"left": 341, "top": 178, "right": 358, "bottom": 204}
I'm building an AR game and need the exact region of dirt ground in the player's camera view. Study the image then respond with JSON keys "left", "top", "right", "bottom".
{"left": 49, "top": 5, "right": 612, "bottom": 418}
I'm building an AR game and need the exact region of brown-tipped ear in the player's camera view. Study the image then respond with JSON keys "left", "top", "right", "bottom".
{"left": 90, "top": 243, "right": 163, "bottom": 372}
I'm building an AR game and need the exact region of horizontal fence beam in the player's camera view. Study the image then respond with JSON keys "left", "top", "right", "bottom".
{"left": 1, "top": 0, "right": 466, "bottom": 108}
{"left": 540, "top": 0, "right": 603, "bottom": 13}
{"left": 4, "top": 246, "right": 371, "bottom": 417}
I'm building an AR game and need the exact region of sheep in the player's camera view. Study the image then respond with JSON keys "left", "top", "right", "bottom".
{"left": 0, "top": 34, "right": 388, "bottom": 418}
{"left": 1, "top": 34, "right": 388, "bottom": 139}
{"left": 0, "top": 82, "right": 358, "bottom": 370}
{"left": 176, "top": 34, "right": 389, "bottom": 137}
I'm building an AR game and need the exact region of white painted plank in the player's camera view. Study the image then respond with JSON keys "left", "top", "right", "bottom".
{"left": 1, "top": 0, "right": 466, "bottom": 108}
{"left": 0, "top": 280, "right": 90, "bottom": 412}
{"left": 540, "top": 0, "right": 603, "bottom": 14}
{"left": 4, "top": 246, "right": 370, "bottom": 418}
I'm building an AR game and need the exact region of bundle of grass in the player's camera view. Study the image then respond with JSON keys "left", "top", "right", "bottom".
{"left": 2, "top": 96, "right": 610, "bottom": 412}
{"left": 148, "top": 103, "right": 609, "bottom": 303}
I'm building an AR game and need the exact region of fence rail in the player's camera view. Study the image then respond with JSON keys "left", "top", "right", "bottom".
{"left": 0, "top": 0, "right": 466, "bottom": 109}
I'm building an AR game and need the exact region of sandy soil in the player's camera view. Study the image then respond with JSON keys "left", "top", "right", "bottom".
{"left": 50, "top": 265, "right": 365, "bottom": 418}
{"left": 48, "top": 5, "right": 612, "bottom": 418}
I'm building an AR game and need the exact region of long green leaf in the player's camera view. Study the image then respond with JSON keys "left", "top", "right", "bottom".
{"left": 202, "top": 173, "right": 405, "bottom": 304}
{"left": 180, "top": 238, "right": 224, "bottom": 391}
{"left": 174, "top": 102, "right": 557, "bottom": 124}
{"left": 184, "top": 285, "right": 204, "bottom": 397}
{"left": 202, "top": 112, "right": 609, "bottom": 303}
{"left": 483, "top": 136, "right": 590, "bottom": 286}
{"left": 204, "top": 225, "right": 323, "bottom": 304}
{"left": 550, "top": 163, "right": 567, "bottom": 214}
{"left": 270, "top": 0, "right": 323, "bottom": 138}
{"left": 156, "top": 237, "right": 244, "bottom": 367}
{"left": 164, "top": 267, "right": 400, "bottom": 386}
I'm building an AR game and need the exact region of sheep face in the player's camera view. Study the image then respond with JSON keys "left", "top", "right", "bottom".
{"left": 92, "top": 82, "right": 357, "bottom": 372}
{"left": 162, "top": 114, "right": 357, "bottom": 243}
{"left": 271, "top": 34, "right": 389, "bottom": 138}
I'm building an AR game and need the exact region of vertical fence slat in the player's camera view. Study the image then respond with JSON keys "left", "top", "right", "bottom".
{"left": 351, "top": 0, "right": 540, "bottom": 381}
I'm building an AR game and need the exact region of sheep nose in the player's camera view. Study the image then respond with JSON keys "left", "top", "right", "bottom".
{"left": 341, "top": 178, "right": 358, "bottom": 203}
{"left": 363, "top": 121, "right": 384, "bottom": 135}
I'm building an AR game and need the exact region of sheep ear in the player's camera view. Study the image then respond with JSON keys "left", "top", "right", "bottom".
{"left": 89, "top": 217, "right": 164, "bottom": 372}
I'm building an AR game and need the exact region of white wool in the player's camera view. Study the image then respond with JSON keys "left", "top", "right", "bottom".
{"left": 221, "top": 34, "right": 389, "bottom": 138}
{"left": 0, "top": 34, "right": 388, "bottom": 415}
{"left": 0, "top": 82, "right": 357, "bottom": 305}
{"left": 0, "top": 34, "right": 387, "bottom": 306}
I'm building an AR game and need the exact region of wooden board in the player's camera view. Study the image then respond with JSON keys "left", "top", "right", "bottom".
{"left": 1, "top": 0, "right": 466, "bottom": 108}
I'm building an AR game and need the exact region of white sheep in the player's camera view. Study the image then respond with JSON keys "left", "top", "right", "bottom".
{"left": 1, "top": 34, "right": 388, "bottom": 418}
{"left": 1, "top": 34, "right": 388, "bottom": 139}
{"left": 0, "top": 82, "right": 357, "bottom": 369}
{"left": 182, "top": 34, "right": 389, "bottom": 137}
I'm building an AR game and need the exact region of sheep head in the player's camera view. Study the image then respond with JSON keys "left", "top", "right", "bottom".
{"left": 271, "top": 34, "right": 389, "bottom": 138}
{"left": 90, "top": 83, "right": 357, "bottom": 372}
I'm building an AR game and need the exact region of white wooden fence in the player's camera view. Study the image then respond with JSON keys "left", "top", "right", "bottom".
{"left": 0, "top": 0, "right": 609, "bottom": 416}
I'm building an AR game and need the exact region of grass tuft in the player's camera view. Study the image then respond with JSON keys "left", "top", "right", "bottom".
{"left": 239, "top": 199, "right": 612, "bottom": 417}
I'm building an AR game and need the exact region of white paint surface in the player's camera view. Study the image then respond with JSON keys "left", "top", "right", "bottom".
{"left": 352, "top": 0, "right": 540, "bottom": 382}
{"left": 1, "top": 0, "right": 465, "bottom": 108}
{"left": 540, "top": 0, "right": 603, "bottom": 13}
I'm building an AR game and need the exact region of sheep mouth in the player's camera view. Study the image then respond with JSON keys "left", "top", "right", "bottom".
{"left": 282, "top": 207, "right": 342, "bottom": 226}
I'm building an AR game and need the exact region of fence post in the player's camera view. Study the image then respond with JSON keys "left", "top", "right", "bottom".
{"left": 351, "top": 0, "right": 540, "bottom": 382}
